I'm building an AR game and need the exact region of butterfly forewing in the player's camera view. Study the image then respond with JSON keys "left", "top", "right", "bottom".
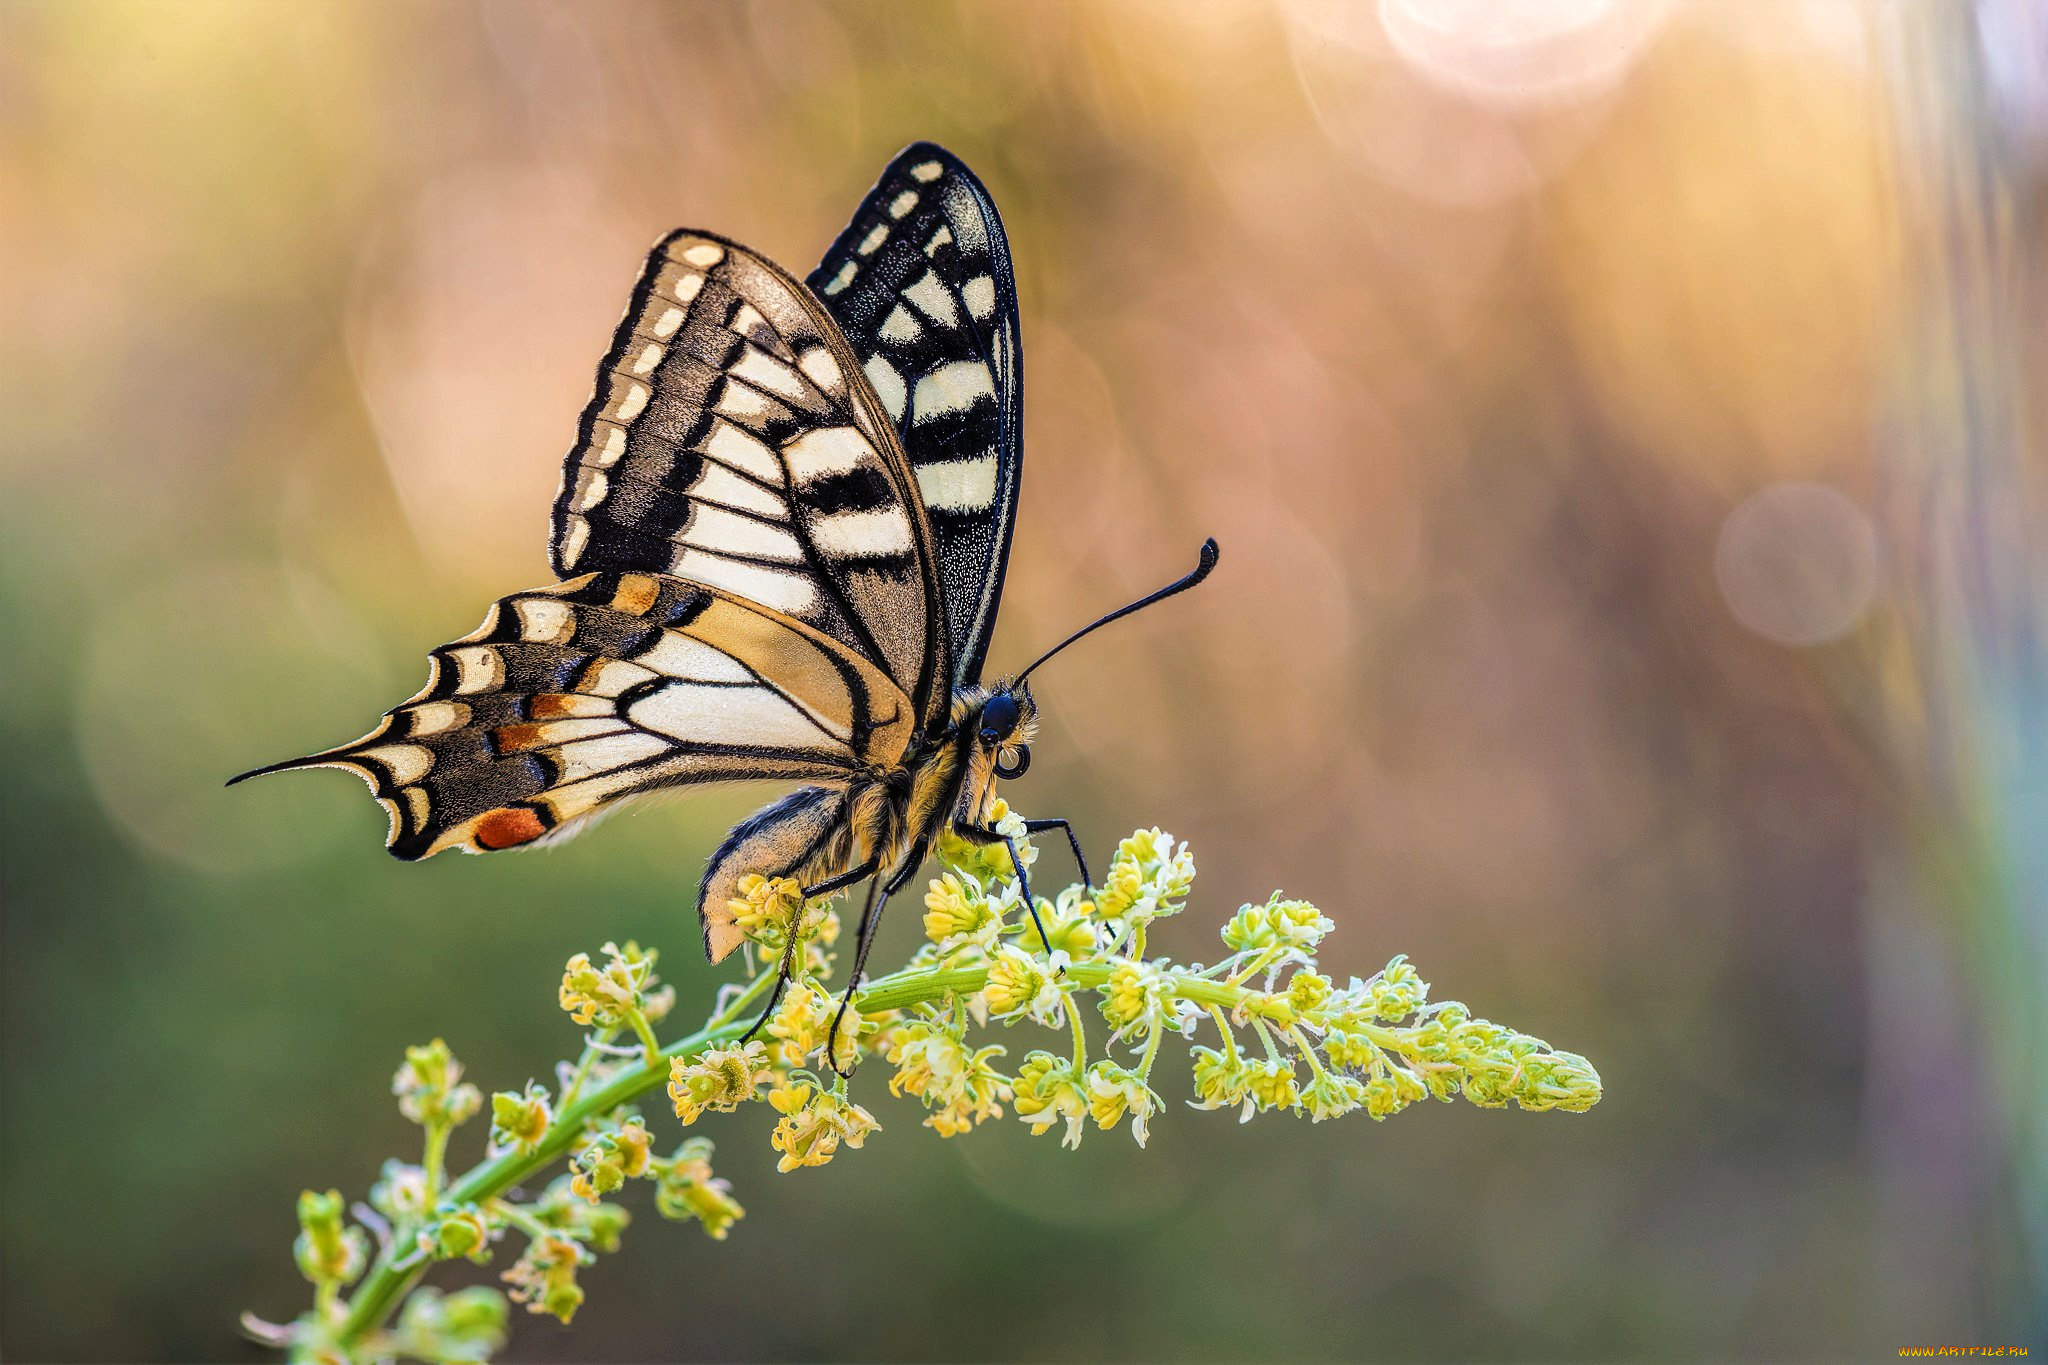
{"left": 552, "top": 230, "right": 947, "bottom": 720}
{"left": 809, "top": 144, "right": 1023, "bottom": 689}
{"left": 243, "top": 571, "right": 914, "bottom": 861}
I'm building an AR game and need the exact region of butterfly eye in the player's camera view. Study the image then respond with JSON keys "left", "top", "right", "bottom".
{"left": 979, "top": 692, "right": 1021, "bottom": 743}
{"left": 995, "top": 746, "right": 1031, "bottom": 780}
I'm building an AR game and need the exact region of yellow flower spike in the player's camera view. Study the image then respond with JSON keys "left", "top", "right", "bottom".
{"left": 668, "top": 1042, "right": 770, "bottom": 1125}
{"left": 264, "top": 824, "right": 1606, "bottom": 1360}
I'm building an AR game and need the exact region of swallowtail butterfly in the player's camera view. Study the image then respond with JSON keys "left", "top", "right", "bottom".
{"left": 234, "top": 143, "right": 1218, "bottom": 1058}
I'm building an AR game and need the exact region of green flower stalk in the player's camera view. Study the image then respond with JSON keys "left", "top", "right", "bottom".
{"left": 247, "top": 815, "right": 1602, "bottom": 1362}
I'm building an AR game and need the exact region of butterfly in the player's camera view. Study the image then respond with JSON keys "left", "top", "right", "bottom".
{"left": 232, "top": 143, "right": 1217, "bottom": 1064}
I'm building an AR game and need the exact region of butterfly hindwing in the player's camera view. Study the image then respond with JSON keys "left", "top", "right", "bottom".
{"left": 809, "top": 143, "right": 1023, "bottom": 690}
{"left": 233, "top": 571, "right": 915, "bottom": 861}
{"left": 697, "top": 783, "right": 854, "bottom": 963}
{"left": 552, "top": 230, "right": 948, "bottom": 720}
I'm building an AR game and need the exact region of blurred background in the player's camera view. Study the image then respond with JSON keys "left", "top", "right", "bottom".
{"left": 3, "top": 1, "right": 2044, "bottom": 1359}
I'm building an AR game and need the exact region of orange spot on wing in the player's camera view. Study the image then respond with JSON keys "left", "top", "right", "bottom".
{"left": 475, "top": 807, "right": 547, "bottom": 850}
{"left": 494, "top": 723, "right": 546, "bottom": 754}
{"left": 529, "top": 694, "right": 577, "bottom": 719}
{"left": 612, "top": 574, "right": 660, "bottom": 616}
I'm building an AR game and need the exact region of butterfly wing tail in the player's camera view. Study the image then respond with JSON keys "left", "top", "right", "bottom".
{"left": 223, "top": 623, "right": 671, "bottom": 862}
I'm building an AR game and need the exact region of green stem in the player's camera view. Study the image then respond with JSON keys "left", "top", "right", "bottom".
{"left": 488, "top": 1198, "right": 556, "bottom": 1245}
{"left": 557, "top": 1031, "right": 614, "bottom": 1111}
{"left": 1286, "top": 1025, "right": 1329, "bottom": 1080}
{"left": 1249, "top": 1016, "right": 1282, "bottom": 1063}
{"left": 1136, "top": 1020, "right": 1163, "bottom": 1083}
{"left": 1205, "top": 1004, "right": 1240, "bottom": 1062}
{"left": 1064, "top": 991, "right": 1089, "bottom": 1072}
{"left": 420, "top": 1123, "right": 450, "bottom": 1204}
{"left": 335, "top": 972, "right": 768, "bottom": 1349}
{"left": 624, "top": 1009, "right": 663, "bottom": 1065}
{"left": 332, "top": 956, "right": 1276, "bottom": 1349}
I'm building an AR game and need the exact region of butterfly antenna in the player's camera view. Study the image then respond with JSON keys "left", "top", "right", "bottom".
{"left": 1014, "top": 538, "right": 1219, "bottom": 686}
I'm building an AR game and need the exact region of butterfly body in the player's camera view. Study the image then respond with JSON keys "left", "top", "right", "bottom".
{"left": 234, "top": 143, "right": 1211, "bottom": 1062}
{"left": 696, "top": 679, "right": 1038, "bottom": 968}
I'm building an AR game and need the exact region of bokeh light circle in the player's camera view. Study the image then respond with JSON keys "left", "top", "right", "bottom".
{"left": 1714, "top": 482, "right": 1879, "bottom": 646}
{"left": 1374, "top": 0, "right": 1672, "bottom": 112}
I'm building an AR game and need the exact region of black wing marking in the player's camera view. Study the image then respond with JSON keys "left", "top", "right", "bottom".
{"left": 809, "top": 143, "right": 1023, "bottom": 690}
{"left": 552, "top": 230, "right": 948, "bottom": 718}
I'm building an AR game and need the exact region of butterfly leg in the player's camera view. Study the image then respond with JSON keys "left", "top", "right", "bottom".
{"left": 822, "top": 851, "right": 926, "bottom": 1078}
{"left": 1022, "top": 817, "right": 1091, "bottom": 891}
{"left": 738, "top": 857, "right": 879, "bottom": 1044}
{"left": 951, "top": 822, "right": 1054, "bottom": 960}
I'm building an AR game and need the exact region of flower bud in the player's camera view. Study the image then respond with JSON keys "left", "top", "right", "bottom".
{"left": 293, "top": 1189, "right": 367, "bottom": 1288}
{"left": 1190, "top": 1046, "right": 1251, "bottom": 1111}
{"left": 393, "top": 1039, "right": 482, "bottom": 1129}
{"left": 1083, "top": 1062, "right": 1159, "bottom": 1146}
{"left": 559, "top": 942, "right": 668, "bottom": 1031}
{"left": 429, "top": 1204, "right": 493, "bottom": 1263}
{"left": 1012, "top": 1052, "right": 1089, "bottom": 1149}
{"left": 1242, "top": 1057, "right": 1299, "bottom": 1114}
{"left": 922, "top": 873, "right": 998, "bottom": 949}
{"left": 1300, "top": 1070, "right": 1366, "bottom": 1121}
{"left": 489, "top": 1085, "right": 552, "bottom": 1154}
